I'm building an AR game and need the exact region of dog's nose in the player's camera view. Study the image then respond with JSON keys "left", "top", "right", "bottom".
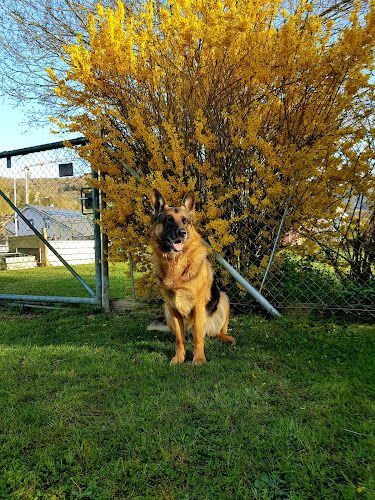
{"left": 178, "top": 228, "right": 186, "bottom": 238}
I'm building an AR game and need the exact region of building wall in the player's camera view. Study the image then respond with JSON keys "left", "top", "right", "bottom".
{"left": 7, "top": 207, "right": 47, "bottom": 237}
{"left": 6, "top": 207, "right": 82, "bottom": 239}
{"left": 46, "top": 240, "right": 95, "bottom": 266}
{"left": 8, "top": 235, "right": 95, "bottom": 266}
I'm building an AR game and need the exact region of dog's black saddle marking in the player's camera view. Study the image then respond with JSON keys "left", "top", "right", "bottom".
{"left": 206, "top": 273, "right": 221, "bottom": 316}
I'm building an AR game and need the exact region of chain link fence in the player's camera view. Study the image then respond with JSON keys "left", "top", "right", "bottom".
{"left": 0, "top": 140, "right": 102, "bottom": 304}
{"left": 1, "top": 140, "right": 374, "bottom": 319}
{"left": 214, "top": 198, "right": 375, "bottom": 321}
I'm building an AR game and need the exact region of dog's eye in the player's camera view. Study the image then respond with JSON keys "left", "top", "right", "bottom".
{"left": 182, "top": 217, "right": 188, "bottom": 224}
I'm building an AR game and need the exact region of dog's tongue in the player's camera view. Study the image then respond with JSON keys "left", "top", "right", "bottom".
{"left": 173, "top": 241, "right": 184, "bottom": 252}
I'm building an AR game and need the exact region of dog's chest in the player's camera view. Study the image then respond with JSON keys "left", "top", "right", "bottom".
{"left": 158, "top": 264, "right": 195, "bottom": 317}
{"left": 169, "top": 288, "right": 194, "bottom": 317}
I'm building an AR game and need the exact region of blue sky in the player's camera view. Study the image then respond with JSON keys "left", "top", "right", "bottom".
{"left": 0, "top": 97, "right": 79, "bottom": 153}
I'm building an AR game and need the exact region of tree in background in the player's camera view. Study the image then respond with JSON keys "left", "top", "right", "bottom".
{"left": 0, "top": 0, "right": 120, "bottom": 126}
{"left": 0, "top": 0, "right": 369, "bottom": 122}
{"left": 45, "top": 0, "right": 375, "bottom": 292}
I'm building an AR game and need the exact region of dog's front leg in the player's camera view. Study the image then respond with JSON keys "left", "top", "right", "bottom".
{"left": 192, "top": 304, "right": 206, "bottom": 365}
{"left": 168, "top": 307, "right": 186, "bottom": 364}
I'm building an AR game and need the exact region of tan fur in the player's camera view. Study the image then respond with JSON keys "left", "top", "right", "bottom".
{"left": 150, "top": 189, "right": 235, "bottom": 365}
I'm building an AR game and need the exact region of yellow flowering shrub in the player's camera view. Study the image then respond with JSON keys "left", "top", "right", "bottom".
{"left": 47, "top": 0, "right": 375, "bottom": 293}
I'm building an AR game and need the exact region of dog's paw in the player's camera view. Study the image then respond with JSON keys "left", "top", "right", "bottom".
{"left": 192, "top": 355, "right": 206, "bottom": 365}
{"left": 170, "top": 355, "right": 185, "bottom": 365}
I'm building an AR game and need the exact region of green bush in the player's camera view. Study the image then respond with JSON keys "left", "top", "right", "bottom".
{"left": 229, "top": 255, "right": 341, "bottom": 313}
{"left": 266, "top": 256, "right": 341, "bottom": 305}
{"left": 336, "top": 279, "right": 375, "bottom": 306}
{"left": 229, "top": 254, "right": 375, "bottom": 319}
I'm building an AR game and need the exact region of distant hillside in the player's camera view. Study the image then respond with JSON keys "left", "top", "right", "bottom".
{"left": 0, "top": 174, "right": 90, "bottom": 212}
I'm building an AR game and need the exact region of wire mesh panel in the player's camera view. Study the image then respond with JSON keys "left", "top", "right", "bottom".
{"left": 0, "top": 142, "right": 98, "bottom": 302}
{"left": 215, "top": 201, "right": 375, "bottom": 320}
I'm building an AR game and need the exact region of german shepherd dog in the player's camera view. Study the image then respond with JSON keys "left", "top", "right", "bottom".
{"left": 150, "top": 189, "right": 235, "bottom": 365}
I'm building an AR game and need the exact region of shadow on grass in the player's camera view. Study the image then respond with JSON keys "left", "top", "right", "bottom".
{"left": 0, "top": 306, "right": 235, "bottom": 363}
{"left": 0, "top": 306, "right": 158, "bottom": 345}
{"left": 0, "top": 306, "right": 374, "bottom": 499}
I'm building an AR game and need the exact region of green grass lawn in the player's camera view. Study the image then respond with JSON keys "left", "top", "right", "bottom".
{"left": 0, "top": 307, "right": 374, "bottom": 499}
{"left": 0, "top": 263, "right": 132, "bottom": 299}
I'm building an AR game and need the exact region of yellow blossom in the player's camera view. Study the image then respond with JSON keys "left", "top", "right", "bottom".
{"left": 46, "top": 0, "right": 375, "bottom": 296}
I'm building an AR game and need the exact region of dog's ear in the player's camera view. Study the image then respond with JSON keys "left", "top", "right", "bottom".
{"left": 151, "top": 188, "right": 165, "bottom": 220}
{"left": 182, "top": 190, "right": 195, "bottom": 216}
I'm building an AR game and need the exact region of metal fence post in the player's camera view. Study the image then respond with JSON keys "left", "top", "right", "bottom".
{"left": 201, "top": 239, "right": 281, "bottom": 317}
{"left": 129, "top": 251, "right": 136, "bottom": 300}
{"left": 99, "top": 173, "right": 110, "bottom": 311}
{"left": 260, "top": 171, "right": 299, "bottom": 292}
{"left": 92, "top": 168, "right": 102, "bottom": 307}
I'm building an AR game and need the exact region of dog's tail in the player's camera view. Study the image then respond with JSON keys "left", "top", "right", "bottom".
{"left": 216, "top": 332, "right": 235, "bottom": 343}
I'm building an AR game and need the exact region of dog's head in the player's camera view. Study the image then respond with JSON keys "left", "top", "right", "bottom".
{"left": 151, "top": 189, "right": 195, "bottom": 253}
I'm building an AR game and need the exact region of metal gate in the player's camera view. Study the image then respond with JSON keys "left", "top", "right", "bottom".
{"left": 0, "top": 138, "right": 108, "bottom": 308}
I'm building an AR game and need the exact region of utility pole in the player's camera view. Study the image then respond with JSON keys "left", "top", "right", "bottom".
{"left": 25, "top": 166, "right": 29, "bottom": 204}
{"left": 13, "top": 176, "right": 17, "bottom": 236}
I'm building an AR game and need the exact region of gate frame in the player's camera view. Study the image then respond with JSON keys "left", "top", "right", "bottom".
{"left": 0, "top": 138, "right": 108, "bottom": 308}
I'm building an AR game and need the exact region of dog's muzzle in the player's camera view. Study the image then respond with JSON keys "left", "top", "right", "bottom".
{"left": 165, "top": 228, "right": 187, "bottom": 252}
